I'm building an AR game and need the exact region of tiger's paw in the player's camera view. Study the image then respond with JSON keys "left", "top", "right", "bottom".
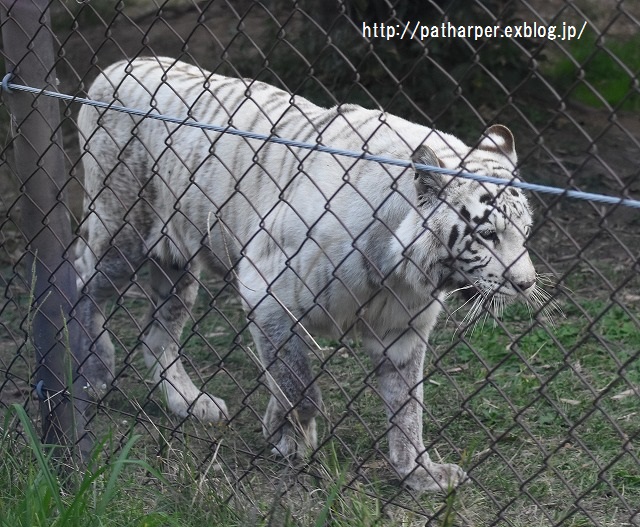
{"left": 264, "top": 419, "right": 318, "bottom": 459}
{"left": 167, "top": 390, "right": 229, "bottom": 423}
{"left": 401, "top": 462, "right": 468, "bottom": 494}
{"left": 270, "top": 432, "right": 298, "bottom": 458}
{"left": 82, "top": 372, "right": 114, "bottom": 401}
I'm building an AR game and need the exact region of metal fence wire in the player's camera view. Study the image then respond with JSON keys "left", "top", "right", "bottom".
{"left": 0, "top": 0, "right": 639, "bottom": 525}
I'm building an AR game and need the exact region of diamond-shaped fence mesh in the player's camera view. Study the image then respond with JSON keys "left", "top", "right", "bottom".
{"left": 0, "top": 0, "right": 638, "bottom": 525}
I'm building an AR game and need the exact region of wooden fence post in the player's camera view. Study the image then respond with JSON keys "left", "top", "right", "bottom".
{"left": 0, "top": 0, "right": 91, "bottom": 464}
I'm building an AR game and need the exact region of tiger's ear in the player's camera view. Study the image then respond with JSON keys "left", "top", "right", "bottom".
{"left": 477, "top": 124, "right": 517, "bottom": 166}
{"left": 411, "top": 144, "right": 447, "bottom": 200}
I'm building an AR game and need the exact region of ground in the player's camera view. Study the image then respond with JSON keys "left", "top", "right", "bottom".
{"left": 0, "top": 1, "right": 638, "bottom": 526}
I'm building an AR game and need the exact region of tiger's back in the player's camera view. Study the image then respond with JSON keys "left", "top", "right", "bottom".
{"left": 78, "top": 57, "right": 471, "bottom": 330}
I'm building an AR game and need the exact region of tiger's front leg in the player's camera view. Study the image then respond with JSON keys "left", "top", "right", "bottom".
{"left": 248, "top": 314, "right": 321, "bottom": 459}
{"left": 366, "top": 332, "right": 468, "bottom": 493}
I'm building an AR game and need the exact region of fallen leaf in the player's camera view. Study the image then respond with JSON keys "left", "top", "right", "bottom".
{"left": 612, "top": 388, "right": 639, "bottom": 400}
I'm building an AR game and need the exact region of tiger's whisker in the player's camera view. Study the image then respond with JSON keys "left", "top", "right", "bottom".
{"left": 445, "top": 284, "right": 475, "bottom": 299}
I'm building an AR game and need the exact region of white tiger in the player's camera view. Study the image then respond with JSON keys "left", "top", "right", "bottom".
{"left": 75, "top": 56, "right": 537, "bottom": 493}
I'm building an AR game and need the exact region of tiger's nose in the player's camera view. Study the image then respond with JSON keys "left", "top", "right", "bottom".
{"left": 515, "top": 278, "right": 535, "bottom": 291}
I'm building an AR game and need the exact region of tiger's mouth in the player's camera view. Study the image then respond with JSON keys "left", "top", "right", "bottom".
{"left": 461, "top": 285, "right": 479, "bottom": 301}
{"left": 459, "top": 281, "right": 526, "bottom": 302}
{"left": 451, "top": 276, "right": 563, "bottom": 335}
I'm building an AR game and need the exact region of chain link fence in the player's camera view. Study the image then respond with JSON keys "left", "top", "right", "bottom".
{"left": 0, "top": 0, "right": 639, "bottom": 525}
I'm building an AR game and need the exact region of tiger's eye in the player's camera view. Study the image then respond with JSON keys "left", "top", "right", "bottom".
{"left": 479, "top": 230, "right": 498, "bottom": 241}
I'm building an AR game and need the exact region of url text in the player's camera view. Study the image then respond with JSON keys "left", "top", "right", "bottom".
{"left": 362, "top": 20, "right": 588, "bottom": 41}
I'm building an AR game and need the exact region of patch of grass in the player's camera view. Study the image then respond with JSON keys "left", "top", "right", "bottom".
{"left": 0, "top": 402, "right": 404, "bottom": 526}
{"left": 545, "top": 31, "right": 640, "bottom": 110}
{"left": 0, "top": 404, "right": 179, "bottom": 527}
{"left": 428, "top": 289, "right": 639, "bottom": 526}
{"left": 1, "top": 262, "right": 638, "bottom": 526}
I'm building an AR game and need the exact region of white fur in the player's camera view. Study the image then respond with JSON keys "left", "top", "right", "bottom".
{"left": 75, "top": 57, "right": 536, "bottom": 493}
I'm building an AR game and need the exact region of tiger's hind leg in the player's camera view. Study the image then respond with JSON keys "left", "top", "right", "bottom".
{"left": 141, "top": 259, "right": 228, "bottom": 422}
{"left": 74, "top": 221, "right": 145, "bottom": 399}
{"left": 74, "top": 251, "right": 120, "bottom": 397}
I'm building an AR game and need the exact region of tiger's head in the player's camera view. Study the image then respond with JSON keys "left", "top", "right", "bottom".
{"left": 412, "top": 125, "right": 537, "bottom": 311}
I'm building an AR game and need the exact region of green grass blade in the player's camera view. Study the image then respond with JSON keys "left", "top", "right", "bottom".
{"left": 7, "top": 403, "right": 65, "bottom": 515}
{"left": 94, "top": 433, "right": 168, "bottom": 518}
